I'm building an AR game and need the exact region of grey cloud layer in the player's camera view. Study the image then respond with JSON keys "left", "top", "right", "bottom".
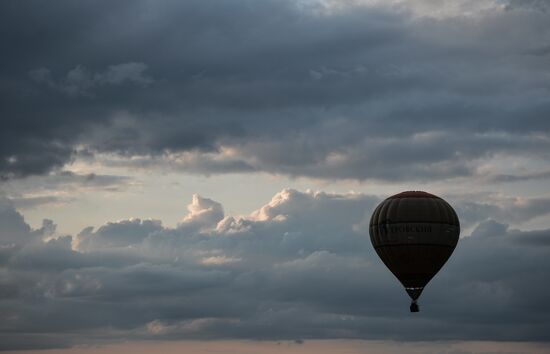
{"left": 1, "top": 171, "right": 134, "bottom": 209}
{"left": 1, "top": 0, "right": 550, "bottom": 180}
{"left": 29, "top": 62, "right": 153, "bottom": 97}
{"left": 1, "top": 189, "right": 550, "bottom": 350}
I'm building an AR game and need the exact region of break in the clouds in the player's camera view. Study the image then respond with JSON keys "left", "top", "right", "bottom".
{"left": 1, "top": 0, "right": 550, "bottom": 181}
{"left": 1, "top": 189, "right": 550, "bottom": 350}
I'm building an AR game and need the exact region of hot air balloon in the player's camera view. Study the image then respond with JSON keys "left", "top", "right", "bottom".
{"left": 369, "top": 191, "right": 459, "bottom": 312}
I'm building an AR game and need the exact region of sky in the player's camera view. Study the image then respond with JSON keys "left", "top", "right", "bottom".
{"left": 1, "top": 0, "right": 550, "bottom": 353}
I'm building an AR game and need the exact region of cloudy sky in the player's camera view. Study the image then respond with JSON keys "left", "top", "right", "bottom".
{"left": 1, "top": 0, "right": 550, "bottom": 353}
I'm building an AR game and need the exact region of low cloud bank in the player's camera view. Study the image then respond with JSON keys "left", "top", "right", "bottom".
{"left": 1, "top": 189, "right": 549, "bottom": 350}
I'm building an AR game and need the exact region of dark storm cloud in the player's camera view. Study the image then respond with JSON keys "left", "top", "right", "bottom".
{"left": 1, "top": 189, "right": 550, "bottom": 350}
{"left": 29, "top": 62, "right": 153, "bottom": 97}
{"left": 1, "top": 0, "right": 549, "bottom": 180}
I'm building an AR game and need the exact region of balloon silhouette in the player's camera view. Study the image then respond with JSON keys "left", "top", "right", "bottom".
{"left": 369, "top": 191, "right": 460, "bottom": 312}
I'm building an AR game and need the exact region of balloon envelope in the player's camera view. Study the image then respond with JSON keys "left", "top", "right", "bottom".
{"left": 369, "top": 191, "right": 460, "bottom": 312}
